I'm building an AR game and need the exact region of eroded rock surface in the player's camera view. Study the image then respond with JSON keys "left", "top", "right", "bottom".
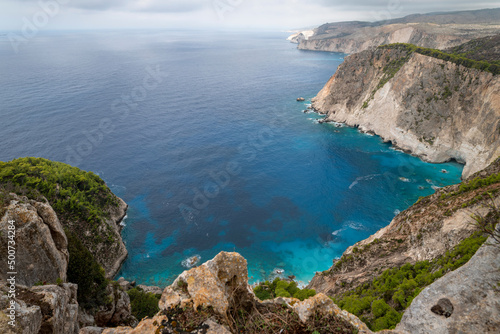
{"left": 396, "top": 235, "right": 500, "bottom": 333}
{"left": 0, "top": 195, "right": 68, "bottom": 286}
{"left": 312, "top": 47, "right": 500, "bottom": 178}
{"left": 0, "top": 282, "right": 79, "bottom": 334}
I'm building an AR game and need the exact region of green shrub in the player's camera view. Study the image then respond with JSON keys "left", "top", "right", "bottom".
{"left": 66, "top": 230, "right": 109, "bottom": 311}
{"left": 253, "top": 278, "right": 316, "bottom": 301}
{"left": 127, "top": 287, "right": 160, "bottom": 320}
{"left": 334, "top": 232, "right": 487, "bottom": 331}
{"left": 378, "top": 43, "right": 499, "bottom": 75}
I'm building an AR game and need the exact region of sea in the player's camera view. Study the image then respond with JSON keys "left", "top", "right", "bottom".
{"left": 0, "top": 30, "right": 463, "bottom": 287}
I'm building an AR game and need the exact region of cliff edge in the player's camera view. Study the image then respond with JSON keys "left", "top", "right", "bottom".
{"left": 312, "top": 44, "right": 500, "bottom": 178}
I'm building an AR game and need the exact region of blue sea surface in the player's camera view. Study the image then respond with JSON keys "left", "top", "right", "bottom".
{"left": 0, "top": 30, "right": 463, "bottom": 286}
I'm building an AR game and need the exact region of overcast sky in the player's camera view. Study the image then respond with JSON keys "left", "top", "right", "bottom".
{"left": 1, "top": 0, "right": 499, "bottom": 31}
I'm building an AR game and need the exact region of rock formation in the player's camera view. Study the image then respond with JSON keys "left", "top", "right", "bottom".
{"left": 0, "top": 195, "right": 68, "bottom": 286}
{"left": 0, "top": 282, "right": 79, "bottom": 334}
{"left": 91, "top": 197, "right": 128, "bottom": 279}
{"left": 297, "top": 8, "right": 500, "bottom": 54}
{"left": 396, "top": 232, "right": 500, "bottom": 333}
{"left": 102, "top": 251, "right": 371, "bottom": 334}
{"left": 312, "top": 46, "right": 500, "bottom": 178}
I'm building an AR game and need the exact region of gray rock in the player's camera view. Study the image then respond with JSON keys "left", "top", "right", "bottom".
{"left": 95, "top": 283, "right": 135, "bottom": 327}
{"left": 0, "top": 196, "right": 68, "bottom": 286}
{"left": 0, "top": 282, "right": 42, "bottom": 334}
{"left": 396, "top": 236, "right": 500, "bottom": 333}
{"left": 136, "top": 285, "right": 163, "bottom": 295}
{"left": 79, "top": 327, "right": 104, "bottom": 334}
{"left": 0, "top": 282, "right": 79, "bottom": 334}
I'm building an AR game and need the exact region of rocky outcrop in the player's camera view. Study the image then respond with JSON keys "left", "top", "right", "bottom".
{"left": 0, "top": 195, "right": 68, "bottom": 286}
{"left": 308, "top": 157, "right": 500, "bottom": 297}
{"left": 0, "top": 282, "right": 79, "bottom": 334}
{"left": 106, "top": 251, "right": 368, "bottom": 333}
{"left": 297, "top": 8, "right": 500, "bottom": 54}
{"left": 95, "top": 283, "right": 135, "bottom": 327}
{"left": 312, "top": 46, "right": 500, "bottom": 178}
{"left": 159, "top": 251, "right": 252, "bottom": 315}
{"left": 395, "top": 233, "right": 500, "bottom": 333}
{"left": 298, "top": 23, "right": 500, "bottom": 54}
{"left": 94, "top": 197, "right": 128, "bottom": 279}
{"left": 287, "top": 30, "right": 314, "bottom": 44}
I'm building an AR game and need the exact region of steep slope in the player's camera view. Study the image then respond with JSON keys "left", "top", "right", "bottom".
{"left": 297, "top": 8, "right": 500, "bottom": 54}
{"left": 307, "top": 155, "right": 500, "bottom": 330}
{"left": 312, "top": 44, "right": 500, "bottom": 178}
{"left": 445, "top": 34, "right": 500, "bottom": 62}
{"left": 0, "top": 157, "right": 127, "bottom": 278}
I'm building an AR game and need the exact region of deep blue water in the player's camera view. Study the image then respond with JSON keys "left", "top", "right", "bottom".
{"left": 0, "top": 30, "right": 463, "bottom": 286}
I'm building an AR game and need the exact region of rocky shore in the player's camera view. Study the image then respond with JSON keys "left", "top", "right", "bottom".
{"left": 311, "top": 45, "right": 500, "bottom": 179}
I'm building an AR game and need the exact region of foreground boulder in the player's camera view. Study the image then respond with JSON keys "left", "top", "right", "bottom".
{"left": 0, "top": 282, "right": 79, "bottom": 334}
{"left": 103, "top": 251, "right": 368, "bottom": 333}
{"left": 0, "top": 195, "right": 68, "bottom": 286}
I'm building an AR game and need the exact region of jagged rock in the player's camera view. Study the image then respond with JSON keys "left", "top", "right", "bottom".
{"left": 0, "top": 282, "right": 79, "bottom": 334}
{"left": 95, "top": 283, "right": 135, "bottom": 327}
{"left": 96, "top": 197, "right": 129, "bottom": 279}
{"left": 396, "top": 235, "right": 500, "bottom": 333}
{"left": 159, "top": 251, "right": 251, "bottom": 315}
{"left": 116, "top": 278, "right": 134, "bottom": 292}
{"left": 292, "top": 293, "right": 373, "bottom": 333}
{"left": 0, "top": 282, "right": 42, "bottom": 334}
{"left": 30, "top": 283, "right": 79, "bottom": 334}
{"left": 136, "top": 285, "right": 162, "bottom": 295}
{"left": 79, "top": 327, "right": 104, "bottom": 334}
{"left": 0, "top": 195, "right": 68, "bottom": 286}
{"left": 78, "top": 308, "right": 96, "bottom": 328}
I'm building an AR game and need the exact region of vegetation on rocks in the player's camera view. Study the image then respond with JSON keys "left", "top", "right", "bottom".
{"left": 253, "top": 278, "right": 316, "bottom": 301}
{"left": 333, "top": 232, "right": 487, "bottom": 331}
{"left": 445, "top": 34, "right": 500, "bottom": 64}
{"left": 0, "top": 157, "right": 119, "bottom": 234}
{"left": 379, "top": 43, "right": 500, "bottom": 75}
{"left": 163, "top": 301, "right": 356, "bottom": 334}
{"left": 127, "top": 287, "right": 161, "bottom": 320}
{"left": 66, "top": 230, "right": 109, "bottom": 311}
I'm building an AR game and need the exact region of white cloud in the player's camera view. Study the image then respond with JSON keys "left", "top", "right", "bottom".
{"left": 1, "top": 0, "right": 499, "bottom": 30}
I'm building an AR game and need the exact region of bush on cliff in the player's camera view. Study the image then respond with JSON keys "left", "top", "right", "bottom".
{"left": 254, "top": 278, "right": 316, "bottom": 301}
{"left": 127, "top": 287, "right": 161, "bottom": 320}
{"left": 0, "top": 157, "right": 119, "bottom": 240}
{"left": 379, "top": 43, "right": 500, "bottom": 75}
{"left": 334, "top": 232, "right": 487, "bottom": 331}
{"left": 66, "top": 230, "right": 109, "bottom": 311}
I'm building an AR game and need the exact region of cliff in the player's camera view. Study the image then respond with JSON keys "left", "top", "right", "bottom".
{"left": 0, "top": 158, "right": 128, "bottom": 278}
{"left": 296, "top": 8, "right": 500, "bottom": 54}
{"left": 312, "top": 45, "right": 500, "bottom": 178}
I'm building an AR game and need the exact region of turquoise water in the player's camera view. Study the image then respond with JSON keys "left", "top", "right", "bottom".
{"left": 0, "top": 30, "right": 463, "bottom": 287}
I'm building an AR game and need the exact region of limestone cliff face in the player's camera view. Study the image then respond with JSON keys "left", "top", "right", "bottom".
{"left": 298, "top": 23, "right": 483, "bottom": 54}
{"left": 0, "top": 282, "right": 79, "bottom": 334}
{"left": 95, "top": 197, "right": 128, "bottom": 279}
{"left": 0, "top": 195, "right": 68, "bottom": 286}
{"left": 312, "top": 47, "right": 500, "bottom": 178}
